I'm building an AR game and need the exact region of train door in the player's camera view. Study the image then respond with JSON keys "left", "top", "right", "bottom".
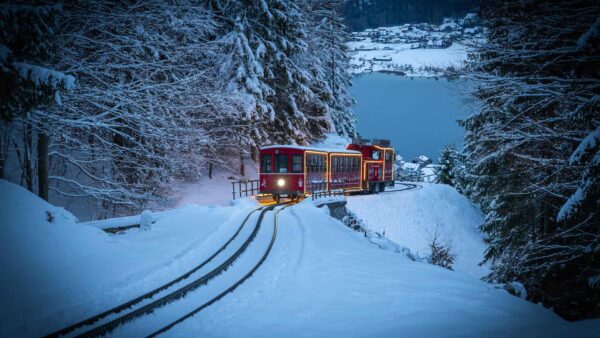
{"left": 368, "top": 163, "right": 380, "bottom": 181}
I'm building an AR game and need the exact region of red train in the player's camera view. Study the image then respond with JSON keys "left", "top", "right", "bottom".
{"left": 259, "top": 139, "right": 394, "bottom": 201}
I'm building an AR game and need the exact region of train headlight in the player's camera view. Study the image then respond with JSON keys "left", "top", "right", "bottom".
{"left": 277, "top": 178, "right": 285, "bottom": 187}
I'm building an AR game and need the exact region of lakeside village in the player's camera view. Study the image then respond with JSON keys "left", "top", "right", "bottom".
{"left": 395, "top": 155, "right": 438, "bottom": 183}
{"left": 348, "top": 13, "right": 485, "bottom": 76}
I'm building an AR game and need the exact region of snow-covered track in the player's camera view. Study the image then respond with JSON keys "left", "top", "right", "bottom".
{"left": 44, "top": 205, "right": 271, "bottom": 338}
{"left": 147, "top": 203, "right": 294, "bottom": 337}
{"left": 383, "top": 182, "right": 421, "bottom": 193}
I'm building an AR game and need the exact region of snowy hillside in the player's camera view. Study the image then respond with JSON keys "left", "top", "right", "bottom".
{"left": 347, "top": 17, "right": 483, "bottom": 76}
{"left": 2, "top": 179, "right": 598, "bottom": 337}
{"left": 0, "top": 179, "right": 257, "bottom": 337}
{"left": 348, "top": 41, "right": 468, "bottom": 76}
{"left": 166, "top": 201, "right": 596, "bottom": 338}
{"left": 347, "top": 183, "right": 488, "bottom": 278}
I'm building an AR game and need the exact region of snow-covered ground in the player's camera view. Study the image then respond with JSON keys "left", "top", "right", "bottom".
{"left": 347, "top": 182, "right": 488, "bottom": 278}
{"left": 2, "top": 179, "right": 598, "bottom": 337}
{"left": 166, "top": 201, "right": 597, "bottom": 338}
{"left": 348, "top": 40, "right": 468, "bottom": 76}
{"left": 0, "top": 179, "right": 257, "bottom": 337}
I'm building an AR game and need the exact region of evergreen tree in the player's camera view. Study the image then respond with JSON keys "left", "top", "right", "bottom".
{"left": 462, "top": 0, "right": 599, "bottom": 319}
{"left": 305, "top": 0, "right": 357, "bottom": 137}
{"left": 435, "top": 144, "right": 457, "bottom": 186}
{"left": 0, "top": 3, "right": 74, "bottom": 200}
{"left": 214, "top": 0, "right": 330, "bottom": 146}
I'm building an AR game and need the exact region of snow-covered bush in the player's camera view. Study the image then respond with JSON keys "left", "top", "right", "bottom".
{"left": 342, "top": 210, "right": 365, "bottom": 233}
{"left": 428, "top": 227, "right": 455, "bottom": 270}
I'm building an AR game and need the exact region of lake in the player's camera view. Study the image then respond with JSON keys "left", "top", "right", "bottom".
{"left": 350, "top": 72, "right": 469, "bottom": 162}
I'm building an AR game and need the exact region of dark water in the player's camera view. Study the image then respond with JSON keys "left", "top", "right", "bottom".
{"left": 350, "top": 72, "right": 469, "bottom": 162}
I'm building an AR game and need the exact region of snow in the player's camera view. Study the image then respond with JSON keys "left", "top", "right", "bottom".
{"left": 421, "top": 164, "right": 439, "bottom": 182}
{"left": 402, "top": 162, "right": 420, "bottom": 171}
{"left": 346, "top": 182, "right": 489, "bottom": 278}
{"left": 2, "top": 179, "right": 599, "bottom": 337}
{"left": 13, "top": 62, "right": 75, "bottom": 90}
{"left": 165, "top": 201, "right": 598, "bottom": 338}
{"left": 171, "top": 163, "right": 259, "bottom": 208}
{"left": 0, "top": 179, "right": 257, "bottom": 337}
{"left": 348, "top": 42, "right": 468, "bottom": 76}
{"left": 261, "top": 145, "right": 359, "bottom": 154}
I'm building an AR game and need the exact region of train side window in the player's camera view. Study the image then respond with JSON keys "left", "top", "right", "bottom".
{"left": 318, "top": 155, "right": 324, "bottom": 172}
{"left": 385, "top": 151, "right": 392, "bottom": 161}
{"left": 372, "top": 150, "right": 381, "bottom": 160}
{"left": 261, "top": 154, "right": 272, "bottom": 173}
{"left": 292, "top": 155, "right": 303, "bottom": 173}
{"left": 275, "top": 154, "right": 288, "bottom": 173}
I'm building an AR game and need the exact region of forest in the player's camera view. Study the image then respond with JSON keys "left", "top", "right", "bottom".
{"left": 343, "top": 0, "right": 476, "bottom": 31}
{"left": 0, "top": 0, "right": 355, "bottom": 218}
{"left": 436, "top": 0, "right": 599, "bottom": 321}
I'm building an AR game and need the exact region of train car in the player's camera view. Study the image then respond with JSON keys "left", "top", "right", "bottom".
{"left": 258, "top": 139, "right": 394, "bottom": 200}
{"left": 259, "top": 145, "right": 361, "bottom": 201}
{"left": 346, "top": 139, "right": 395, "bottom": 193}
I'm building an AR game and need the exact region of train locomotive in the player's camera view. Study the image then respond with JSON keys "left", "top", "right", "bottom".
{"left": 259, "top": 139, "right": 394, "bottom": 201}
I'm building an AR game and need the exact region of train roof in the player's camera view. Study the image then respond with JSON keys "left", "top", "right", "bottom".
{"left": 260, "top": 145, "right": 361, "bottom": 155}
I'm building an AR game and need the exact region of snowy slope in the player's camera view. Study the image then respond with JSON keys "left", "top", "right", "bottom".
{"left": 166, "top": 201, "right": 598, "bottom": 338}
{"left": 2, "top": 180, "right": 598, "bottom": 337}
{"left": 348, "top": 40, "right": 468, "bottom": 76}
{"left": 0, "top": 179, "right": 257, "bottom": 337}
{"left": 347, "top": 183, "right": 488, "bottom": 278}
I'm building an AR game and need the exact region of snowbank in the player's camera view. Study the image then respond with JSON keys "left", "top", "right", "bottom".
{"left": 346, "top": 182, "right": 489, "bottom": 278}
{"left": 167, "top": 201, "right": 598, "bottom": 338}
{"left": 0, "top": 179, "right": 257, "bottom": 337}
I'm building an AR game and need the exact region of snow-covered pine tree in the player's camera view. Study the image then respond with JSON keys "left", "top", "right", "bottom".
{"left": 213, "top": 0, "right": 333, "bottom": 146}
{"left": 303, "top": 0, "right": 357, "bottom": 137}
{"left": 435, "top": 144, "right": 469, "bottom": 195}
{"left": 435, "top": 144, "right": 457, "bottom": 186}
{"left": 462, "top": 0, "right": 599, "bottom": 319}
{"left": 48, "top": 0, "right": 226, "bottom": 216}
{"left": 0, "top": 3, "right": 74, "bottom": 200}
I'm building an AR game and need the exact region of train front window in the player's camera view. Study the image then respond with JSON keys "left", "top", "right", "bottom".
{"left": 261, "top": 154, "right": 272, "bottom": 173}
{"left": 275, "top": 154, "right": 288, "bottom": 173}
{"left": 292, "top": 155, "right": 303, "bottom": 173}
{"left": 372, "top": 150, "right": 381, "bottom": 160}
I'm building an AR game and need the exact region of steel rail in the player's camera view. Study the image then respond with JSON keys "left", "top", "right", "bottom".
{"left": 74, "top": 204, "right": 282, "bottom": 338}
{"left": 44, "top": 205, "right": 265, "bottom": 338}
{"left": 147, "top": 203, "right": 294, "bottom": 338}
{"left": 383, "top": 182, "right": 421, "bottom": 193}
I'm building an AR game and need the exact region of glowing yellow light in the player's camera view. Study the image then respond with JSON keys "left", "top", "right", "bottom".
{"left": 277, "top": 178, "right": 285, "bottom": 187}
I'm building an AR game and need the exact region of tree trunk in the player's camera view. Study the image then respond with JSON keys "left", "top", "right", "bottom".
{"left": 208, "top": 162, "right": 213, "bottom": 179}
{"left": 37, "top": 130, "right": 49, "bottom": 201}
{"left": 250, "top": 145, "right": 258, "bottom": 162}
{"left": 240, "top": 151, "right": 245, "bottom": 177}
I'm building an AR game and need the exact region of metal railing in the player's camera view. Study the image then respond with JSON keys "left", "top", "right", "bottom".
{"left": 232, "top": 179, "right": 260, "bottom": 200}
{"left": 310, "top": 180, "right": 347, "bottom": 200}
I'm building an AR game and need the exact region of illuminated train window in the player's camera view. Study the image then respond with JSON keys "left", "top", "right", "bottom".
{"left": 275, "top": 154, "right": 288, "bottom": 173}
{"left": 292, "top": 155, "right": 303, "bottom": 173}
{"left": 261, "top": 154, "right": 272, "bottom": 173}
{"left": 307, "top": 153, "right": 325, "bottom": 172}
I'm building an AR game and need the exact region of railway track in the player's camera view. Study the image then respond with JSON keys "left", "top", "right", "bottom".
{"left": 148, "top": 203, "right": 293, "bottom": 337}
{"left": 45, "top": 203, "right": 289, "bottom": 338}
{"left": 383, "top": 182, "right": 422, "bottom": 193}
